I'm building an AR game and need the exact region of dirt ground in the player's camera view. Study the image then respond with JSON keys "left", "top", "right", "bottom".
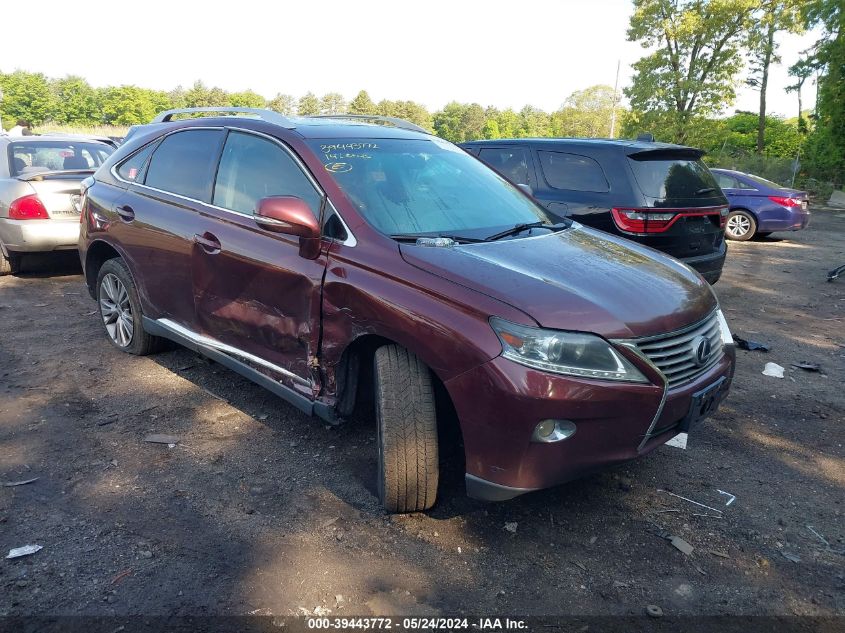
{"left": 1, "top": 208, "right": 843, "bottom": 619}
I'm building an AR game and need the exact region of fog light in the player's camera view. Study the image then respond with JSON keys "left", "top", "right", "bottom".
{"left": 532, "top": 419, "right": 577, "bottom": 443}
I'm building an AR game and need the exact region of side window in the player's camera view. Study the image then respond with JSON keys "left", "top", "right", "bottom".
{"left": 538, "top": 151, "right": 609, "bottom": 193}
{"left": 478, "top": 147, "right": 530, "bottom": 185}
{"left": 116, "top": 142, "right": 157, "bottom": 183}
{"left": 144, "top": 129, "right": 223, "bottom": 202}
{"left": 213, "top": 131, "right": 322, "bottom": 216}
{"left": 715, "top": 173, "right": 738, "bottom": 189}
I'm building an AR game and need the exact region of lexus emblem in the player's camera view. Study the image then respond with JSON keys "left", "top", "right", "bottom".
{"left": 692, "top": 335, "right": 712, "bottom": 367}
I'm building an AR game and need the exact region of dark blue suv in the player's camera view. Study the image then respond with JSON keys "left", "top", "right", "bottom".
{"left": 460, "top": 138, "right": 729, "bottom": 284}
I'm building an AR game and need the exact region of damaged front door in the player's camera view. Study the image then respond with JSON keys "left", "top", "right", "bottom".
{"left": 191, "top": 129, "right": 328, "bottom": 397}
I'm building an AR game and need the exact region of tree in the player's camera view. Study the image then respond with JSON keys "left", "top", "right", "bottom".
{"left": 100, "top": 86, "right": 171, "bottom": 126}
{"left": 297, "top": 92, "right": 320, "bottom": 116}
{"left": 51, "top": 76, "right": 99, "bottom": 125}
{"left": 786, "top": 55, "right": 815, "bottom": 131}
{"left": 349, "top": 90, "right": 376, "bottom": 114}
{"left": 517, "top": 105, "right": 550, "bottom": 137}
{"left": 0, "top": 70, "right": 56, "bottom": 126}
{"left": 229, "top": 90, "right": 266, "bottom": 108}
{"left": 799, "top": 0, "right": 844, "bottom": 183}
{"left": 267, "top": 93, "right": 295, "bottom": 115}
{"left": 183, "top": 81, "right": 230, "bottom": 108}
{"left": 550, "top": 85, "right": 618, "bottom": 137}
{"left": 625, "top": 0, "right": 757, "bottom": 142}
{"left": 746, "top": 0, "right": 804, "bottom": 153}
{"left": 320, "top": 92, "right": 347, "bottom": 115}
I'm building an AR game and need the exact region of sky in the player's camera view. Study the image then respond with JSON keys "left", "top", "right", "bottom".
{"left": 0, "top": 0, "right": 821, "bottom": 118}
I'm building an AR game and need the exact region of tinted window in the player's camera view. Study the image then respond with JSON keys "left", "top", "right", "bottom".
{"left": 628, "top": 156, "right": 720, "bottom": 200}
{"left": 213, "top": 131, "right": 321, "bottom": 216}
{"left": 9, "top": 141, "right": 112, "bottom": 177}
{"left": 478, "top": 148, "right": 530, "bottom": 185}
{"left": 117, "top": 142, "right": 157, "bottom": 183}
{"left": 537, "top": 151, "right": 609, "bottom": 192}
{"left": 306, "top": 138, "right": 549, "bottom": 236}
{"left": 714, "top": 173, "right": 739, "bottom": 189}
{"left": 145, "top": 130, "right": 223, "bottom": 202}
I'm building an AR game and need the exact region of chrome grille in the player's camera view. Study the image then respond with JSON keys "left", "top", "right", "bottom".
{"left": 634, "top": 312, "right": 723, "bottom": 387}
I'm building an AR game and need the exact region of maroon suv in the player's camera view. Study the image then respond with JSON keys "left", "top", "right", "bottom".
{"left": 79, "top": 108, "right": 736, "bottom": 512}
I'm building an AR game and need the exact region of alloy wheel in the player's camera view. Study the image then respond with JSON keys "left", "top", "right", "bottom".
{"left": 99, "top": 273, "right": 134, "bottom": 347}
{"left": 726, "top": 214, "right": 751, "bottom": 238}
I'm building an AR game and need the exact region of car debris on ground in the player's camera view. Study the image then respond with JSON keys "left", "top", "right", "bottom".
{"left": 762, "top": 362, "right": 785, "bottom": 378}
{"left": 791, "top": 362, "right": 821, "bottom": 372}
{"left": 733, "top": 336, "right": 770, "bottom": 352}
{"left": 144, "top": 434, "right": 180, "bottom": 445}
{"left": 6, "top": 544, "right": 43, "bottom": 559}
{"left": 3, "top": 477, "right": 39, "bottom": 487}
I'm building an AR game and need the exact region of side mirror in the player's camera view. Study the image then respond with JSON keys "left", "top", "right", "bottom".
{"left": 254, "top": 196, "right": 321, "bottom": 259}
{"left": 517, "top": 183, "right": 534, "bottom": 196}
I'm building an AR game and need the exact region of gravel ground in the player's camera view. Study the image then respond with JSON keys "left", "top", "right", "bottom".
{"left": 0, "top": 208, "right": 843, "bottom": 617}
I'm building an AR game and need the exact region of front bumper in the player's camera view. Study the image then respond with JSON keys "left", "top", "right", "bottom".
{"left": 0, "top": 218, "right": 80, "bottom": 254}
{"left": 446, "top": 347, "right": 735, "bottom": 501}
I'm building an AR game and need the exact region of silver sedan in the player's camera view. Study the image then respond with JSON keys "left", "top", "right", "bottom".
{"left": 0, "top": 135, "right": 114, "bottom": 274}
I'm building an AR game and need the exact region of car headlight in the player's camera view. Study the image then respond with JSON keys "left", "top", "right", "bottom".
{"left": 490, "top": 317, "right": 649, "bottom": 382}
{"left": 716, "top": 308, "right": 733, "bottom": 346}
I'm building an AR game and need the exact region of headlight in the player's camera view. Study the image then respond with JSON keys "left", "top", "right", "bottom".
{"left": 490, "top": 317, "right": 649, "bottom": 382}
{"left": 716, "top": 308, "right": 733, "bottom": 346}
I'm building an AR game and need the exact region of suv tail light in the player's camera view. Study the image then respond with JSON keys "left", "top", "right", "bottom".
{"left": 612, "top": 206, "right": 728, "bottom": 234}
{"left": 9, "top": 194, "right": 50, "bottom": 220}
{"left": 769, "top": 195, "right": 802, "bottom": 208}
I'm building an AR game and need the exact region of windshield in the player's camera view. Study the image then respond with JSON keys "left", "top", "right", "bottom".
{"left": 9, "top": 141, "right": 113, "bottom": 177}
{"left": 307, "top": 138, "right": 550, "bottom": 236}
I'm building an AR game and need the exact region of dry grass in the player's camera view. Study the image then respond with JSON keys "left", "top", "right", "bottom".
{"left": 33, "top": 123, "right": 129, "bottom": 137}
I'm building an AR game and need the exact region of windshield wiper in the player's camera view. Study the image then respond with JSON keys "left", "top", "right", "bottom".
{"left": 485, "top": 221, "right": 566, "bottom": 242}
{"left": 390, "top": 233, "right": 485, "bottom": 244}
{"left": 695, "top": 187, "right": 718, "bottom": 195}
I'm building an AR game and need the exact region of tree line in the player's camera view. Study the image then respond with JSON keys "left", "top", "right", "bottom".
{"left": 0, "top": 0, "right": 841, "bottom": 186}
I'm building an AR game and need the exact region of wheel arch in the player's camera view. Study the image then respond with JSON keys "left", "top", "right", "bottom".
{"left": 84, "top": 240, "right": 123, "bottom": 298}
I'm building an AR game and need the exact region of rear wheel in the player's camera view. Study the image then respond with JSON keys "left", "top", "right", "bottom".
{"left": 0, "top": 251, "right": 22, "bottom": 276}
{"left": 96, "top": 258, "right": 163, "bottom": 355}
{"left": 725, "top": 210, "right": 756, "bottom": 241}
{"left": 374, "top": 345, "right": 439, "bottom": 513}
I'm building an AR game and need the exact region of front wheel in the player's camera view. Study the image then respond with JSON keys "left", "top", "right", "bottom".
{"left": 374, "top": 345, "right": 439, "bottom": 513}
{"left": 96, "top": 258, "right": 163, "bottom": 355}
{"left": 725, "top": 210, "right": 756, "bottom": 241}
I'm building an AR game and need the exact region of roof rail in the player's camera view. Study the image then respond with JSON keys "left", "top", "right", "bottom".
{"left": 150, "top": 107, "right": 296, "bottom": 128}
{"left": 311, "top": 114, "right": 430, "bottom": 135}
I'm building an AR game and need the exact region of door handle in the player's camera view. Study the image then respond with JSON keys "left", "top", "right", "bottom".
{"left": 193, "top": 232, "right": 221, "bottom": 254}
{"left": 116, "top": 205, "right": 135, "bottom": 221}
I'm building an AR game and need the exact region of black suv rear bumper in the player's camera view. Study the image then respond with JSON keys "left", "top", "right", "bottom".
{"left": 681, "top": 241, "right": 726, "bottom": 284}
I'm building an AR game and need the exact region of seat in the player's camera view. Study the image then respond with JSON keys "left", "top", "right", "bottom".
{"left": 63, "top": 154, "right": 89, "bottom": 170}
{"left": 12, "top": 157, "right": 26, "bottom": 174}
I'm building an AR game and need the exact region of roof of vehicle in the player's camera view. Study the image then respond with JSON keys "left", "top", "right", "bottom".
{"left": 460, "top": 137, "right": 698, "bottom": 153}
{"left": 0, "top": 134, "right": 114, "bottom": 146}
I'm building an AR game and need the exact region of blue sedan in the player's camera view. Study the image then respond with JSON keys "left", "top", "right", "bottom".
{"left": 711, "top": 169, "right": 810, "bottom": 241}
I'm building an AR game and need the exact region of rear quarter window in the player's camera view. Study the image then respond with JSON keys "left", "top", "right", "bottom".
{"left": 537, "top": 151, "right": 609, "bottom": 192}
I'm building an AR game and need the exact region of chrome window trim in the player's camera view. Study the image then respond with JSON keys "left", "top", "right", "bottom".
{"left": 156, "top": 318, "right": 311, "bottom": 388}
{"left": 110, "top": 125, "right": 358, "bottom": 247}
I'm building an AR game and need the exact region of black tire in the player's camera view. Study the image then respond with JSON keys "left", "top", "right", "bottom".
{"left": 374, "top": 345, "right": 439, "bottom": 513}
{"left": 756, "top": 232, "right": 773, "bottom": 238}
{"left": 725, "top": 210, "right": 756, "bottom": 241}
{"left": 96, "top": 258, "right": 163, "bottom": 355}
{"left": 0, "top": 251, "right": 22, "bottom": 276}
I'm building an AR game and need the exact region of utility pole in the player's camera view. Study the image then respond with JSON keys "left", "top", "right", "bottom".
{"left": 0, "top": 88, "right": 4, "bottom": 132}
{"left": 609, "top": 59, "right": 621, "bottom": 138}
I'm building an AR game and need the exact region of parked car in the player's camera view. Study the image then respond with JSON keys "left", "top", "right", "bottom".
{"left": 0, "top": 135, "right": 115, "bottom": 274}
{"left": 80, "top": 108, "right": 736, "bottom": 512}
{"left": 460, "top": 138, "right": 729, "bottom": 284}
{"left": 710, "top": 168, "right": 810, "bottom": 241}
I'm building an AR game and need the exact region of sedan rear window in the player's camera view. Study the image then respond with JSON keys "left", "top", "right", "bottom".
{"left": 9, "top": 141, "right": 113, "bottom": 177}
{"left": 628, "top": 155, "right": 720, "bottom": 200}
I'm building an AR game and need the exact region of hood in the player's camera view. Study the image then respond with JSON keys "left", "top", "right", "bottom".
{"left": 399, "top": 226, "right": 717, "bottom": 339}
